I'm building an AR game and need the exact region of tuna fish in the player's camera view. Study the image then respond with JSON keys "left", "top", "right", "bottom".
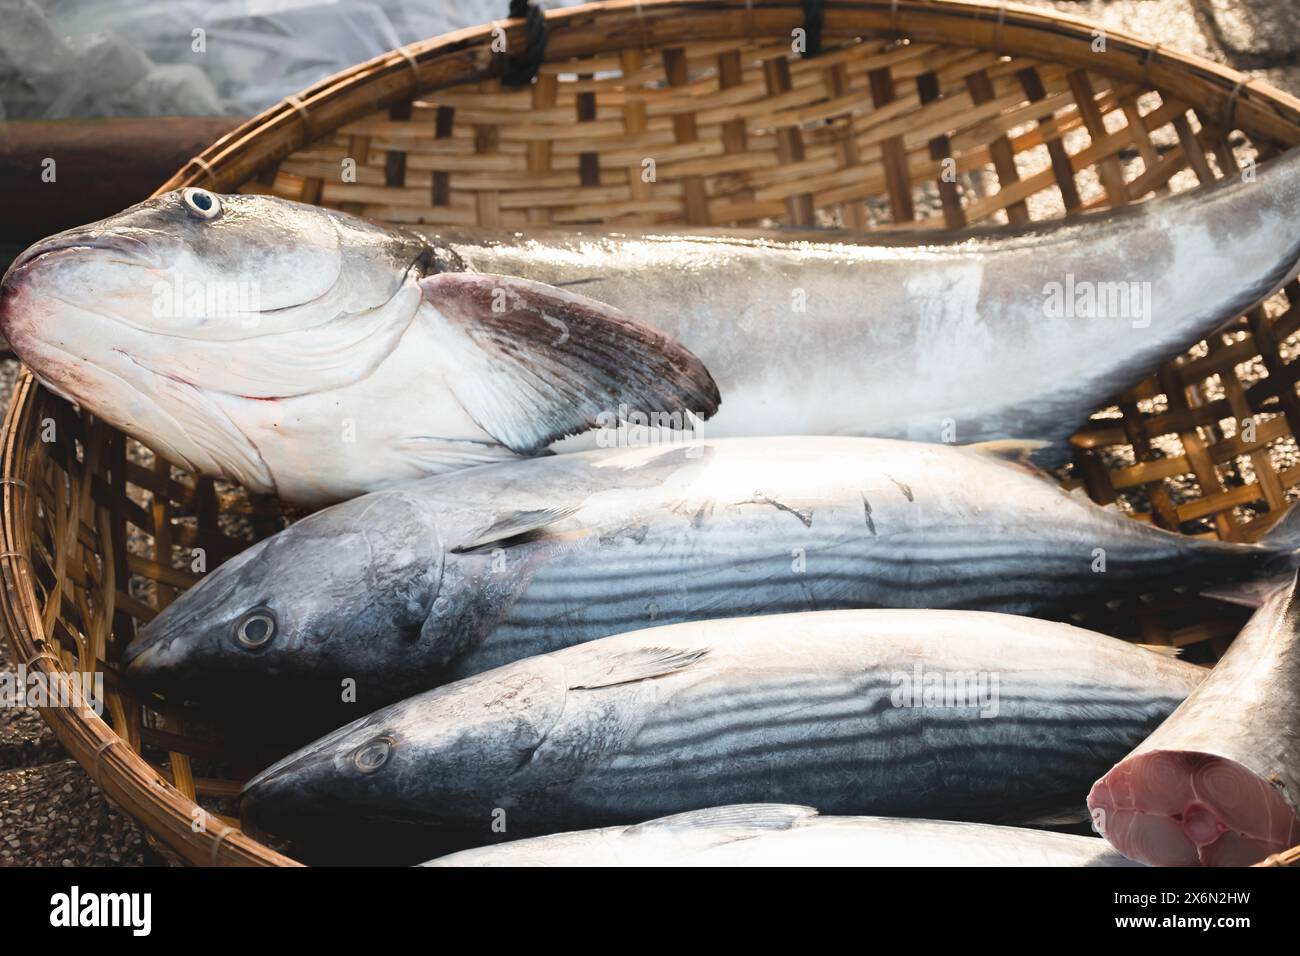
{"left": 1088, "top": 573, "right": 1300, "bottom": 866}
{"left": 123, "top": 436, "right": 1291, "bottom": 725}
{"left": 422, "top": 805, "right": 1139, "bottom": 867}
{"left": 239, "top": 609, "right": 1203, "bottom": 855}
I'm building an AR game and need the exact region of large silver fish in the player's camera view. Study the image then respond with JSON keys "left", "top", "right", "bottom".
{"left": 7, "top": 148, "right": 1300, "bottom": 503}
{"left": 424, "top": 145, "right": 1300, "bottom": 457}
{"left": 422, "top": 805, "right": 1139, "bottom": 867}
{"left": 239, "top": 609, "right": 1202, "bottom": 853}
{"left": 123, "top": 436, "right": 1295, "bottom": 725}
{"left": 0, "top": 187, "right": 718, "bottom": 505}
{"left": 1088, "top": 573, "right": 1300, "bottom": 866}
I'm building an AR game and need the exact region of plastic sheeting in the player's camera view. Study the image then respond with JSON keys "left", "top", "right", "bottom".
{"left": 2, "top": 0, "right": 586, "bottom": 119}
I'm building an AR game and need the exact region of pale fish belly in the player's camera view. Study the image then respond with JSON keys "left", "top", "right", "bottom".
{"left": 212, "top": 314, "right": 517, "bottom": 504}
{"left": 424, "top": 810, "right": 1138, "bottom": 867}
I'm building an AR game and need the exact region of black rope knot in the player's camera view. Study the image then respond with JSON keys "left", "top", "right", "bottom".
{"left": 502, "top": 0, "right": 548, "bottom": 87}
{"left": 801, "top": 0, "right": 825, "bottom": 58}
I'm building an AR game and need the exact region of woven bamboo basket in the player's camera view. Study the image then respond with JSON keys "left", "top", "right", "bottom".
{"left": 4, "top": 0, "right": 1300, "bottom": 867}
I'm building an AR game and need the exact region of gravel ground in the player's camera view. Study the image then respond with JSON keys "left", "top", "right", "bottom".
{"left": 0, "top": 0, "right": 1296, "bottom": 867}
{"left": 0, "top": 631, "right": 60, "bottom": 774}
{"left": 0, "top": 604, "right": 146, "bottom": 866}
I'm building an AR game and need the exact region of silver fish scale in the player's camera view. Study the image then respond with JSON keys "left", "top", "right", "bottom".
{"left": 449, "top": 480, "right": 1227, "bottom": 678}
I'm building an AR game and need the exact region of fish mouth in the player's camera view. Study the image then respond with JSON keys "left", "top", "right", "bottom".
{"left": 120, "top": 563, "right": 253, "bottom": 676}
{"left": 118, "top": 629, "right": 192, "bottom": 699}
{"left": 240, "top": 740, "right": 345, "bottom": 835}
{"left": 242, "top": 749, "right": 324, "bottom": 801}
{"left": 3, "top": 230, "right": 159, "bottom": 286}
{"left": 120, "top": 609, "right": 211, "bottom": 689}
{"left": 239, "top": 772, "right": 294, "bottom": 834}
{"left": 119, "top": 631, "right": 167, "bottom": 676}
{"left": 120, "top": 609, "right": 190, "bottom": 674}
{"left": 241, "top": 708, "right": 386, "bottom": 805}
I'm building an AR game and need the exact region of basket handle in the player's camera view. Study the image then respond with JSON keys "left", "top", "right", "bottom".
{"left": 502, "top": 0, "right": 549, "bottom": 87}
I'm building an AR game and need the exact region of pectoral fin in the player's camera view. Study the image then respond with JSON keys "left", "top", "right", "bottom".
{"left": 423, "top": 273, "right": 720, "bottom": 455}
{"left": 1136, "top": 643, "right": 1185, "bottom": 659}
{"left": 452, "top": 504, "right": 580, "bottom": 553}
{"left": 1200, "top": 573, "right": 1295, "bottom": 609}
{"left": 626, "top": 805, "right": 818, "bottom": 833}
{"left": 567, "top": 646, "right": 710, "bottom": 690}
{"left": 996, "top": 803, "right": 1092, "bottom": 827}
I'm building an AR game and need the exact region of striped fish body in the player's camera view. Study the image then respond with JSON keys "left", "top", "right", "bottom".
{"left": 446, "top": 436, "right": 1267, "bottom": 678}
{"left": 240, "top": 609, "right": 1204, "bottom": 849}
{"left": 124, "top": 436, "right": 1283, "bottom": 725}
{"left": 423, "top": 805, "right": 1140, "bottom": 867}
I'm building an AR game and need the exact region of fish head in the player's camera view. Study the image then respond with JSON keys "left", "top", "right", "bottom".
{"left": 120, "top": 489, "right": 443, "bottom": 716}
{"left": 1, "top": 187, "right": 430, "bottom": 344}
{"left": 0, "top": 189, "right": 432, "bottom": 486}
{"left": 240, "top": 656, "right": 569, "bottom": 843}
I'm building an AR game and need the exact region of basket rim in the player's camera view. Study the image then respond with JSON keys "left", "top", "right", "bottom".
{"left": 5, "top": 0, "right": 1300, "bottom": 868}
{"left": 156, "top": 0, "right": 1300, "bottom": 197}
{"left": 0, "top": 373, "right": 302, "bottom": 866}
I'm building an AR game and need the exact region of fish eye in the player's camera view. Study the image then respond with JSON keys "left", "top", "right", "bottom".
{"left": 182, "top": 187, "right": 221, "bottom": 221}
{"left": 234, "top": 608, "right": 276, "bottom": 650}
{"left": 352, "top": 737, "right": 392, "bottom": 774}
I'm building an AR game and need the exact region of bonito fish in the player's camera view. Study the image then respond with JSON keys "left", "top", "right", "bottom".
{"left": 124, "top": 436, "right": 1296, "bottom": 723}
{"left": 239, "top": 609, "right": 1202, "bottom": 850}
{"left": 1088, "top": 573, "right": 1300, "bottom": 866}
{"left": 7, "top": 149, "right": 1300, "bottom": 502}
{"left": 423, "top": 805, "right": 1139, "bottom": 867}
{"left": 0, "top": 188, "right": 718, "bottom": 505}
